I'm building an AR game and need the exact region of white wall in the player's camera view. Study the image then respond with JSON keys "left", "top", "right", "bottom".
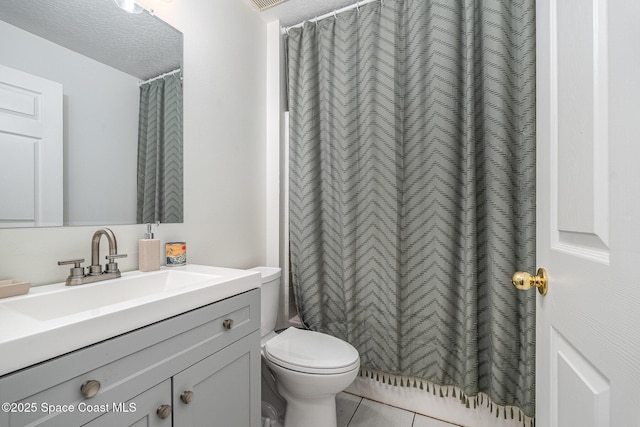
{"left": 0, "top": 20, "right": 139, "bottom": 226}
{"left": 0, "top": 0, "right": 268, "bottom": 286}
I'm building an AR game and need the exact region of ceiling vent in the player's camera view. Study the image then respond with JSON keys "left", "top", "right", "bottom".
{"left": 250, "top": 0, "right": 288, "bottom": 11}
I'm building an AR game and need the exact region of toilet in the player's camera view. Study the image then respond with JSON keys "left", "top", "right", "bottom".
{"left": 250, "top": 267, "right": 360, "bottom": 427}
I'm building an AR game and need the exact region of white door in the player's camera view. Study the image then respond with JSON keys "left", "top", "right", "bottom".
{"left": 0, "top": 64, "right": 63, "bottom": 227}
{"left": 534, "top": 0, "right": 640, "bottom": 425}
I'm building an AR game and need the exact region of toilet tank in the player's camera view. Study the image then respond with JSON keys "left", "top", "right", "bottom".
{"left": 248, "top": 267, "right": 281, "bottom": 338}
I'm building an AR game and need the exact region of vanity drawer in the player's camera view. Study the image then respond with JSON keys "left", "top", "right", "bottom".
{"left": 0, "top": 289, "right": 259, "bottom": 427}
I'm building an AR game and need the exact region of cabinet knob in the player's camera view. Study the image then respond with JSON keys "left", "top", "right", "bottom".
{"left": 80, "top": 380, "right": 101, "bottom": 399}
{"left": 156, "top": 404, "right": 172, "bottom": 419}
{"left": 223, "top": 319, "right": 234, "bottom": 330}
{"left": 180, "top": 390, "right": 194, "bottom": 404}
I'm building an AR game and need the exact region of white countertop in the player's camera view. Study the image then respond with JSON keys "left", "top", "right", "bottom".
{"left": 0, "top": 264, "right": 260, "bottom": 376}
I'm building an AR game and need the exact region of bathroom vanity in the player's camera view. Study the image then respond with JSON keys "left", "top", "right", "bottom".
{"left": 0, "top": 265, "right": 261, "bottom": 427}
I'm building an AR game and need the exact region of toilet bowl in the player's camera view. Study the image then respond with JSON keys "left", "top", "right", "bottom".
{"left": 250, "top": 267, "right": 360, "bottom": 427}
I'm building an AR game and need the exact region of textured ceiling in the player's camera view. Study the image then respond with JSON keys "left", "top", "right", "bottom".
{"left": 241, "top": 0, "right": 360, "bottom": 27}
{"left": 1, "top": 0, "right": 363, "bottom": 80}
{"left": 0, "top": 0, "right": 182, "bottom": 81}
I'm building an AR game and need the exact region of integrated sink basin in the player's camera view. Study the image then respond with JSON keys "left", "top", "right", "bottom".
{"left": 0, "top": 265, "right": 261, "bottom": 376}
{"left": 1, "top": 270, "right": 219, "bottom": 321}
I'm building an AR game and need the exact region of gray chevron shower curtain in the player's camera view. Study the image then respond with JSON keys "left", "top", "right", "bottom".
{"left": 287, "top": 0, "right": 536, "bottom": 418}
{"left": 137, "top": 73, "right": 183, "bottom": 223}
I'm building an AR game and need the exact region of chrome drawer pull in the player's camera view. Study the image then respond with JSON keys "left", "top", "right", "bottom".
{"left": 223, "top": 319, "right": 234, "bottom": 330}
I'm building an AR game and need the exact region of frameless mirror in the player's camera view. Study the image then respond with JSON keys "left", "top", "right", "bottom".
{"left": 0, "top": 0, "right": 183, "bottom": 228}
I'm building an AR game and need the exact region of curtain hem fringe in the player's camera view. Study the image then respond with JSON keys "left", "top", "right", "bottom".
{"left": 358, "top": 367, "right": 535, "bottom": 427}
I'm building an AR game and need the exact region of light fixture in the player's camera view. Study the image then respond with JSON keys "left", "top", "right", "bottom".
{"left": 114, "top": 0, "right": 144, "bottom": 13}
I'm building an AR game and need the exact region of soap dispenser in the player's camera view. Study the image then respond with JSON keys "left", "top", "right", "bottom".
{"left": 138, "top": 223, "right": 160, "bottom": 272}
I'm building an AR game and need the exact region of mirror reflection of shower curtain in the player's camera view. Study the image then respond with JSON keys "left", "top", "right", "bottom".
{"left": 137, "top": 72, "right": 183, "bottom": 224}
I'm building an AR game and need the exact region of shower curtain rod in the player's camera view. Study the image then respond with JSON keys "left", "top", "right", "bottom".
{"left": 139, "top": 68, "right": 182, "bottom": 86}
{"left": 281, "top": 0, "right": 379, "bottom": 34}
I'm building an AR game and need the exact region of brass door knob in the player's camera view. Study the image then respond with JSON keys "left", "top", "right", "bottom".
{"left": 80, "top": 380, "right": 101, "bottom": 399}
{"left": 512, "top": 268, "right": 548, "bottom": 295}
{"left": 156, "top": 404, "right": 172, "bottom": 419}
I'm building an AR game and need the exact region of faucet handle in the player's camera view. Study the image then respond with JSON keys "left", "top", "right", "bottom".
{"left": 58, "top": 258, "right": 85, "bottom": 267}
{"left": 57, "top": 259, "right": 85, "bottom": 279}
{"left": 105, "top": 254, "right": 127, "bottom": 274}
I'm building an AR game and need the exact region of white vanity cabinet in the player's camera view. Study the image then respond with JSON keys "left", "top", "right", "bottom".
{"left": 0, "top": 289, "right": 261, "bottom": 427}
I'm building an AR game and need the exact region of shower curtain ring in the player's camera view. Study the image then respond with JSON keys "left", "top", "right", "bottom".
{"left": 356, "top": 1, "right": 360, "bottom": 12}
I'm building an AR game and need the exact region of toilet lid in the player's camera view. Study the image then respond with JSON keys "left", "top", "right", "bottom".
{"left": 264, "top": 327, "right": 360, "bottom": 374}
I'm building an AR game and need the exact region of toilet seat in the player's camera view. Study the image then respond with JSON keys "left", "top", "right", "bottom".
{"left": 264, "top": 327, "right": 360, "bottom": 375}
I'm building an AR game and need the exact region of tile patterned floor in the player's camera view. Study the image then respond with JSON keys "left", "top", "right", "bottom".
{"left": 337, "top": 392, "right": 462, "bottom": 427}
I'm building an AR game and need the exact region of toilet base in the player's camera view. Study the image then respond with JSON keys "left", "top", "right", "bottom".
{"left": 283, "top": 394, "right": 337, "bottom": 427}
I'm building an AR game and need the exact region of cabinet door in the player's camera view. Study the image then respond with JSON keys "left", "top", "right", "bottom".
{"left": 84, "top": 380, "right": 172, "bottom": 427}
{"left": 173, "top": 331, "right": 261, "bottom": 427}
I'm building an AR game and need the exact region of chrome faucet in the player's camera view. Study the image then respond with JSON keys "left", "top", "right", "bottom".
{"left": 58, "top": 228, "right": 127, "bottom": 286}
